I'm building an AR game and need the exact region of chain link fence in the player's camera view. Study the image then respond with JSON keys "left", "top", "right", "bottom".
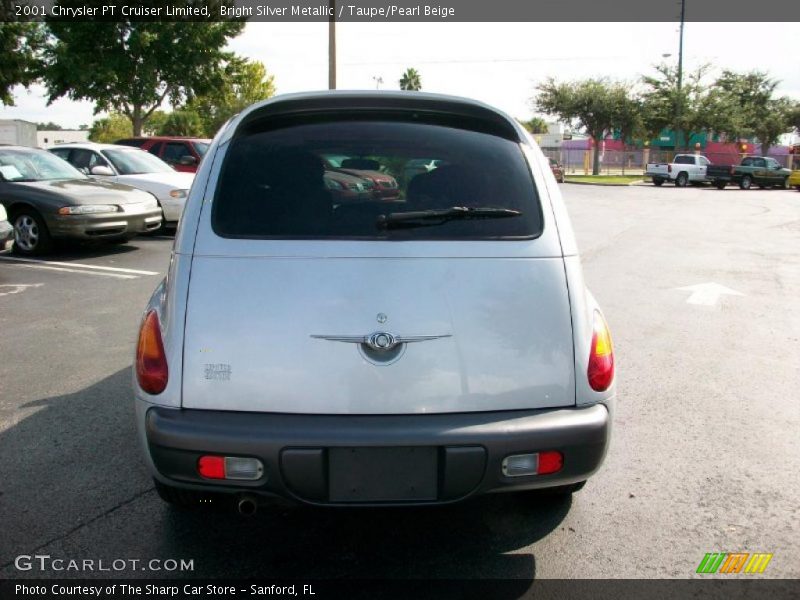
{"left": 540, "top": 147, "right": 795, "bottom": 176}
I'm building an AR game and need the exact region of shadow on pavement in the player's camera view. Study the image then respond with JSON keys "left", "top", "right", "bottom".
{"left": 1, "top": 368, "right": 572, "bottom": 582}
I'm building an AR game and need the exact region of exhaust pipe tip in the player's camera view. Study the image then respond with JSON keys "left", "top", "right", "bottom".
{"left": 237, "top": 495, "right": 258, "bottom": 517}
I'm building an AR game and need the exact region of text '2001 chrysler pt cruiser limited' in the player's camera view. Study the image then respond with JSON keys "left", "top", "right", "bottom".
{"left": 134, "top": 92, "right": 615, "bottom": 514}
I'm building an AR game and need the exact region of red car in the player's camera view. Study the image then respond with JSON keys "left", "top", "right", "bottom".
{"left": 324, "top": 156, "right": 400, "bottom": 201}
{"left": 115, "top": 137, "right": 211, "bottom": 173}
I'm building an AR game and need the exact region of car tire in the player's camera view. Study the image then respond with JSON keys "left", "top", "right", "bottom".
{"left": 714, "top": 181, "right": 727, "bottom": 190}
{"left": 675, "top": 172, "right": 689, "bottom": 187}
{"left": 11, "top": 208, "right": 54, "bottom": 256}
{"left": 780, "top": 177, "right": 790, "bottom": 190}
{"left": 739, "top": 175, "right": 752, "bottom": 190}
{"left": 153, "top": 479, "right": 229, "bottom": 511}
{"left": 653, "top": 178, "right": 664, "bottom": 187}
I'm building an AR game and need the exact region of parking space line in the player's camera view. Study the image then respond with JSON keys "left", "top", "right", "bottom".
{"left": 0, "top": 256, "right": 160, "bottom": 276}
{"left": 8, "top": 263, "right": 138, "bottom": 280}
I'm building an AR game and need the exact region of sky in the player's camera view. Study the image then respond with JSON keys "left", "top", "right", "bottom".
{"left": 3, "top": 22, "right": 799, "bottom": 129}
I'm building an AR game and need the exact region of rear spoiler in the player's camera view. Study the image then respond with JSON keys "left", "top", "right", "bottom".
{"left": 224, "top": 91, "right": 526, "bottom": 145}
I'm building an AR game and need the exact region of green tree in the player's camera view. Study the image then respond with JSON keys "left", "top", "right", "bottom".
{"left": 187, "top": 59, "right": 276, "bottom": 137}
{"left": 37, "top": 122, "right": 64, "bottom": 131}
{"left": 0, "top": 21, "right": 45, "bottom": 105}
{"left": 43, "top": 14, "right": 245, "bottom": 135}
{"left": 640, "top": 63, "right": 709, "bottom": 145}
{"left": 159, "top": 109, "right": 205, "bottom": 137}
{"left": 399, "top": 68, "right": 422, "bottom": 91}
{"left": 518, "top": 117, "right": 549, "bottom": 134}
{"left": 702, "top": 71, "right": 795, "bottom": 156}
{"left": 535, "top": 78, "right": 636, "bottom": 175}
{"left": 87, "top": 113, "right": 133, "bottom": 143}
{"left": 144, "top": 110, "right": 169, "bottom": 136}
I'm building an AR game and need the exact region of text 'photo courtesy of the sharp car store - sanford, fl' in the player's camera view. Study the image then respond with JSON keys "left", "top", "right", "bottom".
{"left": 1, "top": 1, "right": 799, "bottom": 599}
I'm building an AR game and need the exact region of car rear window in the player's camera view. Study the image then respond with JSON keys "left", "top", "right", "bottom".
{"left": 212, "top": 117, "right": 542, "bottom": 240}
{"left": 674, "top": 155, "right": 694, "bottom": 164}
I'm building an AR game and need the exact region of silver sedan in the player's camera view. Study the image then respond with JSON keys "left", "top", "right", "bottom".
{"left": 0, "top": 146, "right": 162, "bottom": 255}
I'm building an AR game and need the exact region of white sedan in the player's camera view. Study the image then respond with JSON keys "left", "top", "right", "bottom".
{"left": 50, "top": 143, "right": 194, "bottom": 226}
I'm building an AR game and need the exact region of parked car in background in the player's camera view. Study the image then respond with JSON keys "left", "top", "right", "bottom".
{"left": 0, "top": 203, "right": 13, "bottom": 254}
{"left": 548, "top": 157, "right": 565, "bottom": 183}
{"left": 645, "top": 154, "right": 710, "bottom": 187}
{"left": 135, "top": 92, "right": 615, "bottom": 514}
{"left": 0, "top": 146, "right": 161, "bottom": 255}
{"left": 50, "top": 143, "right": 193, "bottom": 227}
{"left": 324, "top": 170, "right": 375, "bottom": 203}
{"left": 115, "top": 137, "right": 210, "bottom": 172}
{"left": 323, "top": 155, "right": 401, "bottom": 201}
{"left": 706, "top": 156, "right": 792, "bottom": 190}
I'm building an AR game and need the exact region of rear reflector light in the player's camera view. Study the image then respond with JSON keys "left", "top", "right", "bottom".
{"left": 135, "top": 310, "right": 168, "bottom": 395}
{"left": 197, "top": 455, "right": 264, "bottom": 481}
{"left": 587, "top": 310, "right": 614, "bottom": 392}
{"left": 502, "top": 451, "right": 564, "bottom": 477}
{"left": 537, "top": 451, "right": 564, "bottom": 475}
{"left": 198, "top": 456, "right": 225, "bottom": 479}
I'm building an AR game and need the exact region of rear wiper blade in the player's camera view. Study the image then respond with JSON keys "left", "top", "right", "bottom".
{"left": 377, "top": 206, "right": 522, "bottom": 230}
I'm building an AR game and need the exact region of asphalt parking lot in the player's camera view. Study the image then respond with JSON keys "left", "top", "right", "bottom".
{"left": 0, "top": 184, "right": 798, "bottom": 581}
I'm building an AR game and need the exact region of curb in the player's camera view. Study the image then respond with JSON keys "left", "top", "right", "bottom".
{"left": 563, "top": 180, "right": 647, "bottom": 187}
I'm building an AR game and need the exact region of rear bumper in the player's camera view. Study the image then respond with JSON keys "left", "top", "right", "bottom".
{"left": 141, "top": 402, "right": 611, "bottom": 506}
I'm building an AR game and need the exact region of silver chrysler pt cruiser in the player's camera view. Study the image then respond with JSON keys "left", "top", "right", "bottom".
{"left": 133, "top": 92, "right": 615, "bottom": 514}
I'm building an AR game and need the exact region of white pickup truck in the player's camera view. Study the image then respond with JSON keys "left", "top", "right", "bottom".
{"left": 645, "top": 154, "right": 711, "bottom": 187}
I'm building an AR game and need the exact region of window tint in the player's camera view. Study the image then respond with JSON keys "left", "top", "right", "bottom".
{"left": 766, "top": 158, "right": 779, "bottom": 168}
{"left": 674, "top": 155, "right": 694, "bottom": 164}
{"left": 741, "top": 157, "right": 754, "bottom": 166}
{"left": 50, "top": 149, "right": 70, "bottom": 161}
{"left": 68, "top": 149, "right": 107, "bottom": 171}
{"left": 162, "top": 142, "right": 192, "bottom": 165}
{"left": 147, "top": 142, "right": 163, "bottom": 156}
{"left": 213, "top": 119, "right": 541, "bottom": 240}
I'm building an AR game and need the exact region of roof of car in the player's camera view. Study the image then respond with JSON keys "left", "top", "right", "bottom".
{"left": 51, "top": 142, "right": 140, "bottom": 151}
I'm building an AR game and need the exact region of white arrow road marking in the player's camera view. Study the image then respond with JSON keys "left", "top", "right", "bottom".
{"left": 0, "top": 255, "right": 159, "bottom": 275}
{"left": 0, "top": 256, "right": 159, "bottom": 278}
{"left": 0, "top": 283, "right": 44, "bottom": 297}
{"left": 8, "top": 263, "right": 138, "bottom": 279}
{"left": 676, "top": 283, "right": 744, "bottom": 306}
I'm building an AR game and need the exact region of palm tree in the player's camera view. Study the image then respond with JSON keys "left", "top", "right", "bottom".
{"left": 399, "top": 68, "right": 422, "bottom": 91}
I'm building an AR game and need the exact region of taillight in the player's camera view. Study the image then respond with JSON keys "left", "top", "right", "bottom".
{"left": 667, "top": 164, "right": 672, "bottom": 173}
{"left": 587, "top": 311, "right": 614, "bottom": 392}
{"left": 136, "top": 310, "right": 168, "bottom": 394}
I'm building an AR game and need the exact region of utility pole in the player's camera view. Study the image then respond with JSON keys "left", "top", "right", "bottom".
{"left": 328, "top": 0, "right": 336, "bottom": 89}
{"left": 372, "top": 76, "right": 383, "bottom": 90}
{"left": 676, "top": 0, "right": 686, "bottom": 149}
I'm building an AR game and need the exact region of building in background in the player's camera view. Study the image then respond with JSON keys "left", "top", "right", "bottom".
{"left": 37, "top": 129, "right": 90, "bottom": 149}
{"left": 0, "top": 119, "right": 37, "bottom": 147}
